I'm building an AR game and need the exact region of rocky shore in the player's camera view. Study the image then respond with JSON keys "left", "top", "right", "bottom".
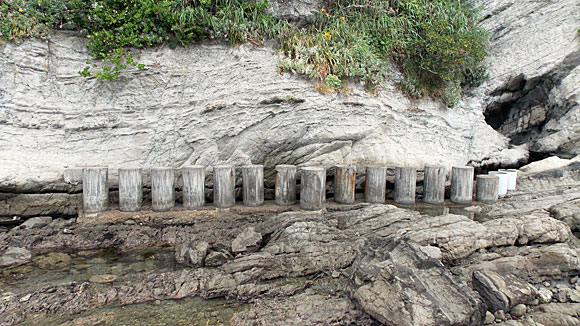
{"left": 1, "top": 158, "right": 579, "bottom": 325}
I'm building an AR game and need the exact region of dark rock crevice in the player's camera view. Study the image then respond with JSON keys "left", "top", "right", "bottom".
{"left": 484, "top": 50, "right": 580, "bottom": 157}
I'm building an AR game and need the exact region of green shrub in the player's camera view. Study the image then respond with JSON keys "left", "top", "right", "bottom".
{"left": 325, "top": 74, "right": 342, "bottom": 89}
{"left": 1, "top": 0, "right": 488, "bottom": 106}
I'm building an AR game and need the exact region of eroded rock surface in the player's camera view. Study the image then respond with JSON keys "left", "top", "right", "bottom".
{"left": 1, "top": 162, "right": 579, "bottom": 325}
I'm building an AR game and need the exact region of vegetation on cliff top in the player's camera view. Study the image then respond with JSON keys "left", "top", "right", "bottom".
{"left": 0, "top": 0, "right": 488, "bottom": 107}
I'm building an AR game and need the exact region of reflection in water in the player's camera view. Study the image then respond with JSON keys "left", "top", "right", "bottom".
{"left": 4, "top": 246, "right": 249, "bottom": 326}
{"left": 395, "top": 202, "right": 478, "bottom": 220}
{"left": 19, "top": 296, "right": 249, "bottom": 326}
{"left": 1, "top": 246, "right": 179, "bottom": 296}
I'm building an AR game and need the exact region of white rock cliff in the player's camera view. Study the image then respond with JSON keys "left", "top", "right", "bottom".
{"left": 0, "top": 0, "right": 578, "bottom": 197}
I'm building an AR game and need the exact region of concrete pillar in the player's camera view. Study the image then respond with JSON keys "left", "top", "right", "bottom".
{"left": 488, "top": 171, "right": 508, "bottom": 196}
{"left": 214, "top": 165, "right": 235, "bottom": 208}
{"left": 300, "top": 167, "right": 326, "bottom": 210}
{"left": 151, "top": 167, "right": 175, "bottom": 212}
{"left": 450, "top": 166, "right": 474, "bottom": 204}
{"left": 394, "top": 167, "right": 416, "bottom": 205}
{"left": 476, "top": 175, "right": 499, "bottom": 203}
{"left": 334, "top": 165, "right": 356, "bottom": 204}
{"left": 364, "top": 166, "right": 387, "bottom": 204}
{"left": 82, "top": 167, "right": 109, "bottom": 214}
{"left": 275, "top": 165, "right": 297, "bottom": 205}
{"left": 499, "top": 169, "right": 518, "bottom": 190}
{"left": 423, "top": 165, "right": 446, "bottom": 205}
{"left": 118, "top": 168, "right": 143, "bottom": 212}
{"left": 182, "top": 165, "right": 205, "bottom": 210}
{"left": 242, "top": 165, "right": 264, "bottom": 207}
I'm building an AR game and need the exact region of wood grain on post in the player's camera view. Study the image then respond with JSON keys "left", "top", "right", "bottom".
{"left": 476, "top": 175, "right": 499, "bottom": 203}
{"left": 394, "top": 167, "right": 417, "bottom": 205}
{"left": 423, "top": 165, "right": 446, "bottom": 205}
{"left": 214, "top": 165, "right": 235, "bottom": 208}
{"left": 82, "top": 167, "right": 109, "bottom": 214}
{"left": 118, "top": 167, "right": 143, "bottom": 212}
{"left": 300, "top": 167, "right": 326, "bottom": 211}
{"left": 242, "top": 165, "right": 264, "bottom": 207}
{"left": 450, "top": 166, "right": 474, "bottom": 204}
{"left": 182, "top": 165, "right": 205, "bottom": 210}
{"left": 275, "top": 165, "right": 297, "bottom": 205}
{"left": 151, "top": 167, "right": 175, "bottom": 212}
{"left": 334, "top": 165, "right": 356, "bottom": 204}
{"left": 364, "top": 166, "right": 387, "bottom": 204}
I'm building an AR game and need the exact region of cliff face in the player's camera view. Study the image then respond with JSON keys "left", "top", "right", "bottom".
{"left": 474, "top": 0, "right": 580, "bottom": 158}
{"left": 0, "top": 0, "right": 578, "bottom": 210}
{"left": 0, "top": 34, "right": 505, "bottom": 192}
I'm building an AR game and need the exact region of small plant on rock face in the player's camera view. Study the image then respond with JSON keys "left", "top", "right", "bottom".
{"left": 325, "top": 74, "right": 342, "bottom": 89}
{"left": 1, "top": 0, "right": 489, "bottom": 106}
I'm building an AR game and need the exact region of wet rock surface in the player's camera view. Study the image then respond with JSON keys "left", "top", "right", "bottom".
{"left": 0, "top": 162, "right": 579, "bottom": 325}
{"left": 0, "top": 247, "right": 31, "bottom": 268}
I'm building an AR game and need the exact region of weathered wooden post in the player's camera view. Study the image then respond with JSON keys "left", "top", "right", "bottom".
{"left": 118, "top": 167, "right": 143, "bottom": 212}
{"left": 394, "top": 167, "right": 416, "bottom": 205}
{"left": 151, "top": 167, "right": 175, "bottom": 212}
{"left": 275, "top": 165, "right": 296, "bottom": 205}
{"left": 364, "top": 166, "right": 387, "bottom": 204}
{"left": 300, "top": 167, "right": 326, "bottom": 210}
{"left": 488, "top": 171, "right": 508, "bottom": 196}
{"left": 334, "top": 165, "right": 356, "bottom": 204}
{"left": 476, "top": 175, "right": 499, "bottom": 203}
{"left": 499, "top": 169, "right": 518, "bottom": 190}
{"left": 423, "top": 165, "right": 446, "bottom": 205}
{"left": 182, "top": 165, "right": 205, "bottom": 210}
{"left": 450, "top": 166, "right": 474, "bottom": 204}
{"left": 214, "top": 165, "right": 236, "bottom": 208}
{"left": 83, "top": 167, "right": 109, "bottom": 214}
{"left": 242, "top": 165, "right": 264, "bottom": 207}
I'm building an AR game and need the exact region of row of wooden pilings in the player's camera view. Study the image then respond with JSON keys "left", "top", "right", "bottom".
{"left": 82, "top": 165, "right": 517, "bottom": 214}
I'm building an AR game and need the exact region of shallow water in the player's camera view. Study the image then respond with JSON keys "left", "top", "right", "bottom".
{"left": 1, "top": 246, "right": 180, "bottom": 296}
{"left": 393, "top": 201, "right": 487, "bottom": 221}
{"left": 2, "top": 246, "right": 249, "bottom": 325}
{"left": 19, "top": 296, "right": 248, "bottom": 326}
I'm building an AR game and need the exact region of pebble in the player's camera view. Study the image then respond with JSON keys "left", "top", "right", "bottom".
{"left": 19, "top": 294, "right": 31, "bottom": 303}
{"left": 484, "top": 311, "right": 495, "bottom": 325}
{"left": 543, "top": 281, "right": 551, "bottom": 287}
{"left": 571, "top": 276, "right": 579, "bottom": 284}
{"left": 494, "top": 310, "right": 506, "bottom": 322}
{"left": 510, "top": 304, "right": 527, "bottom": 317}
{"left": 567, "top": 289, "right": 580, "bottom": 303}
{"left": 556, "top": 290, "right": 568, "bottom": 303}
{"left": 89, "top": 274, "right": 118, "bottom": 283}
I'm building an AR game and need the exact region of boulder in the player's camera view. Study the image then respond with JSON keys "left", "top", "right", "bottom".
{"left": 230, "top": 292, "right": 375, "bottom": 326}
{"left": 510, "top": 304, "right": 527, "bottom": 317}
{"left": 473, "top": 270, "right": 537, "bottom": 313}
{"left": 529, "top": 303, "right": 580, "bottom": 326}
{"left": 232, "top": 227, "right": 262, "bottom": 254}
{"left": 20, "top": 216, "right": 52, "bottom": 229}
{"left": 175, "top": 241, "right": 209, "bottom": 268}
{"left": 205, "top": 251, "right": 232, "bottom": 267}
{"left": 484, "top": 311, "right": 495, "bottom": 324}
{"left": 0, "top": 247, "right": 31, "bottom": 267}
{"left": 351, "top": 237, "right": 485, "bottom": 326}
{"left": 550, "top": 201, "right": 580, "bottom": 231}
{"left": 35, "top": 252, "right": 72, "bottom": 268}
